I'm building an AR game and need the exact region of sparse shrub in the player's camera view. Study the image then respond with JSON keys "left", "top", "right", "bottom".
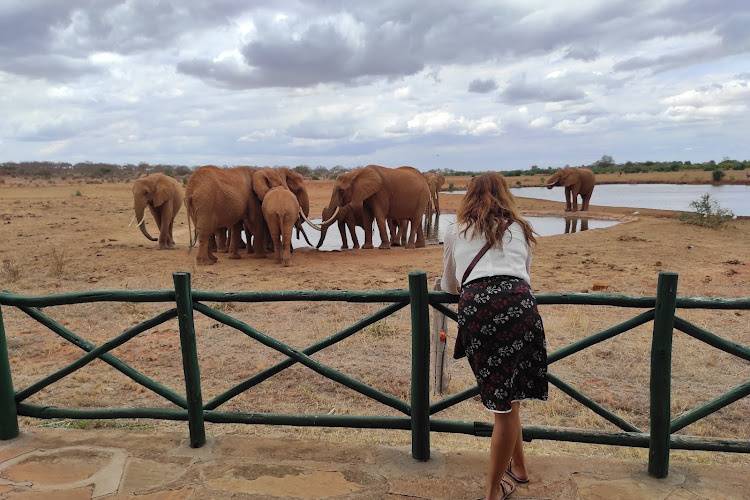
{"left": 447, "top": 182, "right": 455, "bottom": 192}
{"left": 73, "top": 190, "right": 82, "bottom": 197}
{"left": 1, "top": 259, "right": 21, "bottom": 283}
{"left": 712, "top": 169, "right": 725, "bottom": 182}
{"left": 680, "top": 194, "right": 734, "bottom": 228}
{"left": 731, "top": 164, "right": 745, "bottom": 171}
{"left": 49, "top": 248, "right": 67, "bottom": 278}
{"left": 364, "top": 320, "right": 399, "bottom": 339}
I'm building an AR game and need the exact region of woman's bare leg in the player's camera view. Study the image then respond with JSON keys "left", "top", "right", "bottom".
{"left": 510, "top": 409, "right": 529, "bottom": 481}
{"left": 485, "top": 402, "right": 520, "bottom": 499}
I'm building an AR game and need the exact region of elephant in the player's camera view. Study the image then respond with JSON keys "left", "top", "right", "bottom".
{"left": 316, "top": 205, "right": 365, "bottom": 250}
{"left": 423, "top": 172, "right": 445, "bottom": 215}
{"left": 315, "top": 165, "right": 430, "bottom": 250}
{"left": 131, "top": 173, "right": 184, "bottom": 250}
{"left": 251, "top": 167, "right": 313, "bottom": 255}
{"left": 546, "top": 167, "right": 595, "bottom": 212}
{"left": 185, "top": 166, "right": 257, "bottom": 265}
{"left": 262, "top": 187, "right": 301, "bottom": 266}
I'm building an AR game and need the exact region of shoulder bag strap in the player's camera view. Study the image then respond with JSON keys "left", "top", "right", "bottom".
{"left": 460, "top": 241, "right": 493, "bottom": 288}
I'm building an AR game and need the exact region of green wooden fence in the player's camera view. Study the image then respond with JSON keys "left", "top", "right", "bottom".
{"left": 0, "top": 271, "right": 748, "bottom": 478}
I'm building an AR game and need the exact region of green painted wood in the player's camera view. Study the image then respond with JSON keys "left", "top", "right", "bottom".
{"left": 430, "top": 386, "right": 479, "bottom": 415}
{"left": 648, "top": 272, "right": 678, "bottom": 478}
{"left": 673, "top": 316, "right": 750, "bottom": 362}
{"left": 173, "top": 273, "right": 206, "bottom": 448}
{"left": 547, "top": 373, "right": 641, "bottom": 432}
{"left": 194, "top": 302, "right": 412, "bottom": 415}
{"left": 0, "top": 290, "right": 175, "bottom": 307}
{"left": 429, "top": 301, "right": 458, "bottom": 322}
{"left": 670, "top": 380, "right": 750, "bottom": 433}
{"left": 204, "top": 302, "right": 407, "bottom": 410}
{"left": 17, "top": 403, "right": 188, "bottom": 421}
{"left": 193, "top": 290, "right": 410, "bottom": 303}
{"left": 548, "top": 309, "right": 655, "bottom": 364}
{"left": 409, "top": 271, "right": 430, "bottom": 461}
{"left": 18, "top": 306, "right": 188, "bottom": 408}
{"left": 15, "top": 309, "right": 177, "bottom": 403}
{"left": 204, "top": 410, "right": 412, "bottom": 429}
{"left": 0, "top": 306, "right": 19, "bottom": 440}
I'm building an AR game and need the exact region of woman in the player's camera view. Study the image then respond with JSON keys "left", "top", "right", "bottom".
{"left": 441, "top": 173, "right": 548, "bottom": 500}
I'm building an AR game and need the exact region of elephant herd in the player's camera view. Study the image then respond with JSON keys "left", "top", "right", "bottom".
{"left": 130, "top": 165, "right": 447, "bottom": 266}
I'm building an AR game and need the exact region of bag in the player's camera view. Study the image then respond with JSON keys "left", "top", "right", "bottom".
{"left": 453, "top": 241, "right": 493, "bottom": 359}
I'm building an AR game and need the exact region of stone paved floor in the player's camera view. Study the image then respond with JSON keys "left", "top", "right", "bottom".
{"left": 0, "top": 429, "right": 748, "bottom": 499}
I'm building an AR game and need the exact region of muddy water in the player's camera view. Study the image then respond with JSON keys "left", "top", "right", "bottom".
{"left": 445, "top": 184, "right": 750, "bottom": 215}
{"left": 298, "top": 214, "right": 619, "bottom": 251}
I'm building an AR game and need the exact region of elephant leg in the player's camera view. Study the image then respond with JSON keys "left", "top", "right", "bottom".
{"left": 268, "top": 216, "right": 282, "bottom": 263}
{"left": 196, "top": 226, "right": 217, "bottom": 266}
{"left": 158, "top": 202, "right": 174, "bottom": 250}
{"left": 374, "top": 211, "right": 390, "bottom": 250}
{"left": 582, "top": 194, "right": 591, "bottom": 211}
{"left": 282, "top": 216, "right": 293, "bottom": 266}
{"left": 338, "top": 220, "right": 348, "bottom": 249}
{"left": 388, "top": 219, "right": 399, "bottom": 247}
{"left": 400, "top": 220, "right": 408, "bottom": 247}
{"left": 362, "top": 210, "right": 375, "bottom": 249}
{"left": 243, "top": 220, "right": 254, "bottom": 254}
{"left": 346, "top": 219, "right": 359, "bottom": 249}
{"left": 571, "top": 188, "right": 580, "bottom": 212}
{"left": 564, "top": 186, "right": 572, "bottom": 211}
{"left": 414, "top": 217, "right": 426, "bottom": 248}
{"left": 216, "top": 228, "right": 228, "bottom": 252}
{"left": 228, "top": 223, "right": 242, "bottom": 259}
{"left": 435, "top": 192, "right": 440, "bottom": 214}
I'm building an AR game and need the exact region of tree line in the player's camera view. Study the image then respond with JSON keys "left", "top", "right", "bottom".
{"left": 1, "top": 156, "right": 747, "bottom": 181}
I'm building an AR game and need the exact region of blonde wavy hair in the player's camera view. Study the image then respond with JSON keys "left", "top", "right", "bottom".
{"left": 457, "top": 172, "right": 536, "bottom": 247}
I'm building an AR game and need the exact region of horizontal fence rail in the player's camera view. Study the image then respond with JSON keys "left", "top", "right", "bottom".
{"left": 0, "top": 271, "right": 748, "bottom": 478}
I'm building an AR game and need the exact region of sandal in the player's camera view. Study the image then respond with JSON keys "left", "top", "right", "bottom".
{"left": 506, "top": 458, "right": 529, "bottom": 484}
{"left": 498, "top": 474, "right": 516, "bottom": 499}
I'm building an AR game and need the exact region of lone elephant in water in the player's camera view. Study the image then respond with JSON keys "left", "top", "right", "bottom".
{"left": 546, "top": 167, "right": 595, "bottom": 212}
{"left": 423, "top": 172, "right": 445, "bottom": 215}
{"left": 131, "top": 173, "right": 184, "bottom": 249}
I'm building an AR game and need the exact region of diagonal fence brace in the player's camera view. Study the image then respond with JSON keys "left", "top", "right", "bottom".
{"left": 194, "top": 301, "right": 411, "bottom": 415}
{"left": 18, "top": 306, "right": 188, "bottom": 408}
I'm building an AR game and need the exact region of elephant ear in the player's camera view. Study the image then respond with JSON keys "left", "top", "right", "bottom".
{"left": 282, "top": 169, "right": 310, "bottom": 216}
{"left": 560, "top": 169, "right": 577, "bottom": 187}
{"left": 349, "top": 167, "right": 382, "bottom": 212}
{"left": 253, "top": 169, "right": 283, "bottom": 200}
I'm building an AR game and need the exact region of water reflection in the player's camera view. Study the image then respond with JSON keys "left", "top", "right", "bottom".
{"left": 564, "top": 216, "right": 589, "bottom": 233}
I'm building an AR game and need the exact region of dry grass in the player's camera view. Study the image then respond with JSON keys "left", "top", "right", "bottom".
{"left": 48, "top": 248, "right": 68, "bottom": 278}
{"left": 1, "top": 259, "right": 21, "bottom": 283}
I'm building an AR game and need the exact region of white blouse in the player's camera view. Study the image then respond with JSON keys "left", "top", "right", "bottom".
{"left": 441, "top": 222, "right": 532, "bottom": 294}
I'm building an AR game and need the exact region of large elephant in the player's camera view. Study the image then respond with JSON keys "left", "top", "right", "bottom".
{"left": 546, "top": 167, "right": 595, "bottom": 211}
{"left": 131, "top": 173, "right": 184, "bottom": 249}
{"left": 423, "top": 172, "right": 445, "bottom": 215}
{"left": 262, "top": 187, "right": 300, "bottom": 266}
{"left": 251, "top": 167, "right": 313, "bottom": 256}
{"left": 316, "top": 165, "right": 430, "bottom": 249}
{"left": 185, "top": 166, "right": 257, "bottom": 265}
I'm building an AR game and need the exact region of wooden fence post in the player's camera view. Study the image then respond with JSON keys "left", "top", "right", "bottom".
{"left": 409, "top": 271, "right": 430, "bottom": 461}
{"left": 648, "top": 272, "right": 678, "bottom": 478}
{"left": 0, "top": 306, "right": 19, "bottom": 440}
{"left": 173, "top": 272, "right": 206, "bottom": 448}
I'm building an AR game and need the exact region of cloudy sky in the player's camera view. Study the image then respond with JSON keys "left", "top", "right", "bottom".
{"left": 1, "top": 1, "right": 748, "bottom": 170}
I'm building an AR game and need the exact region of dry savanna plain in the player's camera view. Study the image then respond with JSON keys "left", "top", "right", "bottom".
{"left": 0, "top": 171, "right": 748, "bottom": 468}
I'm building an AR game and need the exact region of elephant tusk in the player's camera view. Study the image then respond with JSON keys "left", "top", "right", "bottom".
{"left": 128, "top": 215, "right": 136, "bottom": 227}
{"left": 321, "top": 206, "right": 340, "bottom": 227}
{"left": 299, "top": 209, "right": 322, "bottom": 231}
{"left": 135, "top": 214, "right": 147, "bottom": 227}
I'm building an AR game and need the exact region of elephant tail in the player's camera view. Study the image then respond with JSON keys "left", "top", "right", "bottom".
{"left": 185, "top": 196, "right": 196, "bottom": 251}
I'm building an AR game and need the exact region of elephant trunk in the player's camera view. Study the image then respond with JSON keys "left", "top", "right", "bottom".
{"left": 316, "top": 223, "right": 329, "bottom": 249}
{"left": 134, "top": 201, "right": 157, "bottom": 241}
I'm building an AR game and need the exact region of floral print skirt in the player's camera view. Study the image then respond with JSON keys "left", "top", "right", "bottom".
{"left": 456, "top": 275, "right": 548, "bottom": 413}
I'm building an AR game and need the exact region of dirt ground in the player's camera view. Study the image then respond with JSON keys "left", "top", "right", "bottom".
{"left": 0, "top": 175, "right": 748, "bottom": 468}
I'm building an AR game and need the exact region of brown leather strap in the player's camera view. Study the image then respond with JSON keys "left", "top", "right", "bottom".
{"left": 460, "top": 241, "right": 492, "bottom": 288}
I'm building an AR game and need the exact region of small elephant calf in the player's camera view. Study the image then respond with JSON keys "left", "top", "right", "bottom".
{"left": 261, "top": 187, "right": 300, "bottom": 266}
